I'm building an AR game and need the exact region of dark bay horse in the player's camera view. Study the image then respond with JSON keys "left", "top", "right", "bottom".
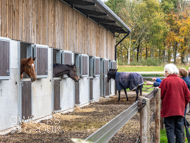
{"left": 53, "top": 64, "right": 79, "bottom": 82}
{"left": 20, "top": 57, "right": 36, "bottom": 82}
{"left": 107, "top": 69, "right": 143, "bottom": 101}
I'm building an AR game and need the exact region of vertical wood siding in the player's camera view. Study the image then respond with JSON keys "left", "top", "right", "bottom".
{"left": 0, "top": 0, "right": 115, "bottom": 60}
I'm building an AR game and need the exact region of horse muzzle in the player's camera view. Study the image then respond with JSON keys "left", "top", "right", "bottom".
{"left": 31, "top": 77, "right": 36, "bottom": 82}
{"left": 74, "top": 77, "right": 80, "bottom": 82}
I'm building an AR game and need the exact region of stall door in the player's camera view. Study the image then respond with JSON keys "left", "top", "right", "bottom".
{"left": 89, "top": 79, "right": 93, "bottom": 100}
{"left": 103, "top": 60, "right": 110, "bottom": 97}
{"left": 22, "top": 81, "right": 32, "bottom": 120}
{"left": 74, "top": 53, "right": 80, "bottom": 104}
{"left": 75, "top": 82, "right": 80, "bottom": 104}
{"left": 54, "top": 80, "right": 61, "bottom": 110}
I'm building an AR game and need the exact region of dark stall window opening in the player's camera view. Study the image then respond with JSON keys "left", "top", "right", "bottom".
{"left": 20, "top": 42, "right": 33, "bottom": 79}
{"left": 53, "top": 49, "right": 62, "bottom": 64}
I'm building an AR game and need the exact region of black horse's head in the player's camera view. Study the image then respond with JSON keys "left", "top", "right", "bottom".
{"left": 107, "top": 69, "right": 117, "bottom": 83}
{"left": 67, "top": 64, "right": 79, "bottom": 82}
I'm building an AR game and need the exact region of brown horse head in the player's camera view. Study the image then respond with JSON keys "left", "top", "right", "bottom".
{"left": 67, "top": 64, "right": 79, "bottom": 82}
{"left": 20, "top": 57, "right": 36, "bottom": 82}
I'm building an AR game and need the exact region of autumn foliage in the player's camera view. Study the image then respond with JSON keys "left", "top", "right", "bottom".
{"left": 105, "top": 0, "right": 190, "bottom": 65}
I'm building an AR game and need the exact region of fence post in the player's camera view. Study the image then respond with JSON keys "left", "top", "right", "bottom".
{"left": 154, "top": 88, "right": 161, "bottom": 143}
{"left": 140, "top": 96, "right": 150, "bottom": 143}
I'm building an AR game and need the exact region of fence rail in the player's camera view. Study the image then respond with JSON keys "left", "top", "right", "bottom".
{"left": 85, "top": 88, "right": 161, "bottom": 143}
{"left": 86, "top": 101, "right": 139, "bottom": 143}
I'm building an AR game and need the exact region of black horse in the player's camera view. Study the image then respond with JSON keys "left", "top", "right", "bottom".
{"left": 107, "top": 69, "right": 143, "bottom": 101}
{"left": 53, "top": 64, "right": 79, "bottom": 82}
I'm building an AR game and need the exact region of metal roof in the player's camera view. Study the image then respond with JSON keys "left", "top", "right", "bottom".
{"left": 61, "top": 0, "right": 131, "bottom": 34}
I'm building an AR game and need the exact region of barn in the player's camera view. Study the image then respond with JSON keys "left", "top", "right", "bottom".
{"left": 0, "top": 0, "right": 131, "bottom": 132}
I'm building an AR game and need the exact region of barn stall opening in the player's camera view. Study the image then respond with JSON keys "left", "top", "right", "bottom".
{"left": 0, "top": 0, "right": 131, "bottom": 133}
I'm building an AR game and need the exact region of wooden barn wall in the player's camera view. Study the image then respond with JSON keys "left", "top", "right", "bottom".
{"left": 0, "top": 0, "right": 115, "bottom": 60}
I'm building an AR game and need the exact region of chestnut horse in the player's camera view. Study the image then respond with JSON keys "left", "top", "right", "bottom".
{"left": 20, "top": 57, "right": 36, "bottom": 82}
{"left": 53, "top": 64, "right": 79, "bottom": 82}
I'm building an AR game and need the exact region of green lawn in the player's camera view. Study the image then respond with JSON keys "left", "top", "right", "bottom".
{"left": 118, "top": 66, "right": 190, "bottom": 72}
{"left": 125, "top": 82, "right": 154, "bottom": 93}
{"left": 118, "top": 66, "right": 164, "bottom": 72}
{"left": 160, "top": 129, "right": 168, "bottom": 143}
{"left": 161, "top": 129, "right": 188, "bottom": 143}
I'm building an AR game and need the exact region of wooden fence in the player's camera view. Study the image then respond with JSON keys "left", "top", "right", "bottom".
{"left": 81, "top": 88, "right": 161, "bottom": 143}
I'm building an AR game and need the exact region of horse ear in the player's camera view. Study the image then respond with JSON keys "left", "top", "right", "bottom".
{"left": 27, "top": 57, "right": 32, "bottom": 63}
{"left": 33, "top": 57, "right": 36, "bottom": 61}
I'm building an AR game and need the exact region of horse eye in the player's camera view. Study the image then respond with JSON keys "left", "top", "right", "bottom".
{"left": 28, "top": 65, "right": 31, "bottom": 68}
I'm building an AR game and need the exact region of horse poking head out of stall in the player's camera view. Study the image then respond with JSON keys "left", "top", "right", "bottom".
{"left": 20, "top": 57, "right": 36, "bottom": 82}
{"left": 53, "top": 64, "right": 79, "bottom": 82}
{"left": 107, "top": 69, "right": 144, "bottom": 101}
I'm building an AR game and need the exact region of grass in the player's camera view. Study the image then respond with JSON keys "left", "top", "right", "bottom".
{"left": 142, "top": 82, "right": 154, "bottom": 92}
{"left": 118, "top": 66, "right": 164, "bottom": 72}
{"left": 160, "top": 129, "right": 168, "bottom": 143}
{"left": 161, "top": 129, "right": 189, "bottom": 143}
{"left": 125, "top": 82, "right": 154, "bottom": 93}
{"left": 118, "top": 65, "right": 190, "bottom": 72}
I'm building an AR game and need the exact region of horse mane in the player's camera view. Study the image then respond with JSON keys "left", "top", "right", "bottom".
{"left": 66, "top": 64, "right": 75, "bottom": 67}
{"left": 20, "top": 58, "right": 29, "bottom": 75}
{"left": 53, "top": 64, "right": 74, "bottom": 67}
{"left": 53, "top": 63, "right": 60, "bottom": 68}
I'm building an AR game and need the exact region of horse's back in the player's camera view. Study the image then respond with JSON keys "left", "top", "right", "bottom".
{"left": 116, "top": 72, "right": 143, "bottom": 91}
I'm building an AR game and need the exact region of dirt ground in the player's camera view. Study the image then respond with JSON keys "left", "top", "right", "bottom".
{"left": 0, "top": 92, "right": 185, "bottom": 143}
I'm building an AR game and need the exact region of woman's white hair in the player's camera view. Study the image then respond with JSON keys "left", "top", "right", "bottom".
{"left": 164, "top": 63, "right": 179, "bottom": 74}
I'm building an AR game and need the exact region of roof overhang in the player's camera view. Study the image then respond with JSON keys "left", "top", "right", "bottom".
{"left": 60, "top": 0, "right": 131, "bottom": 34}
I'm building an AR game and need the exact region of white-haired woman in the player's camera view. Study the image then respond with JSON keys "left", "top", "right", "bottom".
{"left": 159, "top": 63, "right": 190, "bottom": 143}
